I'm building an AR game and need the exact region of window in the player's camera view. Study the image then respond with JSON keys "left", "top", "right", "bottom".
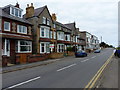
{"left": 57, "top": 32, "right": 64, "bottom": 40}
{"left": 4, "top": 21, "right": 10, "bottom": 31}
{"left": 0, "top": 19, "right": 1, "bottom": 31}
{"left": 65, "top": 34, "right": 70, "bottom": 41}
{"left": 16, "top": 40, "right": 32, "bottom": 53}
{"left": 41, "top": 43, "right": 44, "bottom": 52}
{"left": 40, "top": 26, "right": 50, "bottom": 38}
{"left": 57, "top": 44, "right": 64, "bottom": 52}
{"left": 10, "top": 7, "right": 22, "bottom": 18}
{"left": 12, "top": 7, "right": 14, "bottom": 15}
{"left": 15, "top": 9, "right": 18, "bottom": 17}
{"left": 46, "top": 28, "right": 49, "bottom": 38}
{"left": 53, "top": 24, "right": 56, "bottom": 28}
{"left": 47, "top": 19, "right": 50, "bottom": 25}
{"left": 42, "top": 17, "right": 46, "bottom": 24}
{"left": 50, "top": 31, "right": 52, "bottom": 39}
{"left": 54, "top": 32, "right": 56, "bottom": 39}
{"left": 41, "top": 28, "right": 44, "bottom": 37}
{"left": 17, "top": 25, "right": 27, "bottom": 34}
{"left": 40, "top": 42, "right": 50, "bottom": 53}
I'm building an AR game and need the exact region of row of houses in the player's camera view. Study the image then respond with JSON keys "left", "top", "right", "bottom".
{"left": 0, "top": 3, "right": 99, "bottom": 66}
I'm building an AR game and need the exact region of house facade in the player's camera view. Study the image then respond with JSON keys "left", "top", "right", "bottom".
{"left": 80, "top": 31, "right": 99, "bottom": 52}
{"left": 1, "top": 3, "right": 32, "bottom": 65}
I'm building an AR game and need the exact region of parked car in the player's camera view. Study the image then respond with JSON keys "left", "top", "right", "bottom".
{"left": 75, "top": 50, "right": 87, "bottom": 57}
{"left": 114, "top": 49, "right": 120, "bottom": 58}
{"left": 94, "top": 49, "right": 101, "bottom": 53}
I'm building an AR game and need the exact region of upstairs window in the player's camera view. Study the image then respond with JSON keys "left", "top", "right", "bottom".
{"left": 42, "top": 17, "right": 46, "bottom": 24}
{"left": 17, "top": 25, "right": 27, "bottom": 34}
{"left": 53, "top": 24, "right": 56, "bottom": 28}
{"left": 47, "top": 19, "right": 50, "bottom": 25}
{"left": 4, "top": 21, "right": 10, "bottom": 31}
{"left": 10, "top": 7, "right": 22, "bottom": 18}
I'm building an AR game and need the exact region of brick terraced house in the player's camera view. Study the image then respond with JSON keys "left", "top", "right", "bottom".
{"left": 1, "top": 3, "right": 100, "bottom": 66}
{"left": 1, "top": 3, "right": 33, "bottom": 66}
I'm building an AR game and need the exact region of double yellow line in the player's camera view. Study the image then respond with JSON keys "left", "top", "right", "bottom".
{"left": 84, "top": 53, "right": 114, "bottom": 89}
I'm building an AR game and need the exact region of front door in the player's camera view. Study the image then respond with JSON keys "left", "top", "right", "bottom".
{"left": 4, "top": 39, "right": 10, "bottom": 56}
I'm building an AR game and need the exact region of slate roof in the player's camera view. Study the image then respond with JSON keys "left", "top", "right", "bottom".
{"left": 1, "top": 7, "right": 32, "bottom": 25}
{"left": 64, "top": 23, "right": 75, "bottom": 30}
{"left": 54, "top": 21, "right": 71, "bottom": 30}
{"left": 23, "top": 6, "right": 46, "bottom": 18}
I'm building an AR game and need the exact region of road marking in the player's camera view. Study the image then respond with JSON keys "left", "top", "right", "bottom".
{"left": 81, "top": 59, "right": 89, "bottom": 62}
{"left": 57, "top": 63, "right": 76, "bottom": 72}
{"left": 91, "top": 56, "right": 96, "bottom": 59}
{"left": 84, "top": 53, "right": 114, "bottom": 89}
{"left": 5, "top": 76, "right": 41, "bottom": 89}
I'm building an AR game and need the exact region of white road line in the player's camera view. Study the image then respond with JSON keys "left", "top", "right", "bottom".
{"left": 81, "top": 59, "right": 89, "bottom": 62}
{"left": 91, "top": 56, "right": 96, "bottom": 59}
{"left": 6, "top": 76, "right": 41, "bottom": 89}
{"left": 57, "top": 63, "right": 76, "bottom": 72}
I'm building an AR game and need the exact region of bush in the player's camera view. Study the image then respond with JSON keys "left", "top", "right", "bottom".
{"left": 67, "top": 47, "right": 73, "bottom": 51}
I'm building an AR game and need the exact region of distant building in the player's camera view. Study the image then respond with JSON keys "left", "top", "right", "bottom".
{"left": 80, "top": 31, "right": 99, "bottom": 51}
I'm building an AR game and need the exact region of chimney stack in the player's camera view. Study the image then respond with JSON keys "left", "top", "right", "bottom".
{"left": 52, "top": 13, "right": 57, "bottom": 21}
{"left": 26, "top": 3, "right": 34, "bottom": 18}
{"left": 15, "top": 3, "right": 20, "bottom": 8}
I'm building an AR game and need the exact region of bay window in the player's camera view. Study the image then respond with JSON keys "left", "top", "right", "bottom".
{"left": 57, "top": 44, "right": 64, "bottom": 52}
{"left": 16, "top": 40, "right": 32, "bottom": 53}
{"left": 65, "top": 34, "right": 70, "bottom": 41}
{"left": 57, "top": 31, "right": 64, "bottom": 40}
{"left": 40, "top": 26, "right": 50, "bottom": 38}
{"left": 40, "top": 42, "right": 50, "bottom": 53}
{"left": 4, "top": 21, "right": 10, "bottom": 31}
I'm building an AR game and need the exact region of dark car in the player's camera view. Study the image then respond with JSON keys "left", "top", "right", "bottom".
{"left": 94, "top": 49, "right": 101, "bottom": 53}
{"left": 115, "top": 49, "right": 120, "bottom": 58}
{"left": 75, "top": 50, "right": 87, "bottom": 57}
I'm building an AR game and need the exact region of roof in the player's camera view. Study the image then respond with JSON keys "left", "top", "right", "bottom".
{"left": 34, "top": 6, "right": 46, "bottom": 17}
{"left": 1, "top": 7, "right": 32, "bottom": 25}
{"left": 23, "top": 5, "right": 47, "bottom": 18}
{"left": 54, "top": 21, "right": 71, "bottom": 30}
{"left": 64, "top": 23, "right": 75, "bottom": 30}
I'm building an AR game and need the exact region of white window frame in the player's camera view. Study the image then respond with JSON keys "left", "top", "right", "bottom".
{"left": 42, "top": 17, "right": 46, "bottom": 24}
{"left": 10, "top": 7, "right": 22, "bottom": 18}
{"left": 40, "top": 26, "right": 50, "bottom": 38}
{"left": 0, "top": 19, "right": 1, "bottom": 31}
{"left": 40, "top": 42, "right": 50, "bottom": 53}
{"left": 3, "top": 39, "right": 10, "bottom": 56}
{"left": 54, "top": 32, "right": 56, "bottom": 39}
{"left": 47, "top": 19, "right": 50, "bottom": 25}
{"left": 4, "top": 21, "right": 10, "bottom": 31}
{"left": 57, "top": 44, "right": 64, "bottom": 52}
{"left": 17, "top": 25, "right": 27, "bottom": 34}
{"left": 57, "top": 31, "right": 64, "bottom": 40}
{"left": 16, "top": 40, "right": 32, "bottom": 53}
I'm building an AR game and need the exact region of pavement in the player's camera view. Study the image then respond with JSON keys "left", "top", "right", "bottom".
{"left": 97, "top": 56, "right": 119, "bottom": 88}
{"left": 2, "top": 48, "right": 115, "bottom": 89}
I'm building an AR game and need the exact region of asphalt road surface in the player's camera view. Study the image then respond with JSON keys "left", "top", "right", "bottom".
{"left": 2, "top": 48, "right": 114, "bottom": 89}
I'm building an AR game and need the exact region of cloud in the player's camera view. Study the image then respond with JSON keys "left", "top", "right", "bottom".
{"left": 0, "top": 0, "right": 118, "bottom": 46}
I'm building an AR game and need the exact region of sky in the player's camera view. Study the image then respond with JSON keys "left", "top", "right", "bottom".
{"left": 0, "top": 0, "right": 119, "bottom": 47}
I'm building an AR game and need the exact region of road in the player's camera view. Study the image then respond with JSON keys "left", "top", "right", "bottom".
{"left": 2, "top": 48, "right": 113, "bottom": 89}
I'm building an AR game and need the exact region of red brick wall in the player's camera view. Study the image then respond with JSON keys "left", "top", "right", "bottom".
{"left": 27, "top": 54, "right": 50, "bottom": 63}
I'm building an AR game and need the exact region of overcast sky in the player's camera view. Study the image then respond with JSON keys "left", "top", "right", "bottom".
{"left": 0, "top": 0, "right": 119, "bottom": 47}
